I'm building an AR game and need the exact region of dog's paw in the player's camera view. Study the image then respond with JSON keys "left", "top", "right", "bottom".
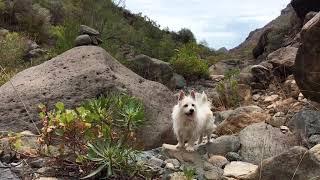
{"left": 186, "top": 146, "right": 195, "bottom": 152}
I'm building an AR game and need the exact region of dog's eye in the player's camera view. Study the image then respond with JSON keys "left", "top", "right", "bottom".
{"left": 192, "top": 104, "right": 195, "bottom": 107}
{"left": 183, "top": 104, "right": 188, "bottom": 108}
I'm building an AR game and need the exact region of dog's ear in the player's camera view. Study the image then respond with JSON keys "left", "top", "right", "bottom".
{"left": 202, "top": 91, "right": 208, "bottom": 102}
{"left": 178, "top": 90, "right": 185, "bottom": 101}
{"left": 190, "top": 90, "right": 196, "bottom": 100}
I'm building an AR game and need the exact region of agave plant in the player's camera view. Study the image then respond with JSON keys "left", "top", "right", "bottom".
{"left": 81, "top": 140, "right": 141, "bottom": 179}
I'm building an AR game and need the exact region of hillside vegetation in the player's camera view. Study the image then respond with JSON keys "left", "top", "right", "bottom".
{"left": 0, "top": 0, "right": 240, "bottom": 85}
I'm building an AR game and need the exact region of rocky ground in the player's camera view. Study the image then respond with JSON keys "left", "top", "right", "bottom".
{"left": 1, "top": 0, "right": 320, "bottom": 179}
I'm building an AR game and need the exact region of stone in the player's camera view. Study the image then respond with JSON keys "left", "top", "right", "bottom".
{"left": 146, "top": 157, "right": 165, "bottom": 168}
{"left": 264, "top": 94, "right": 279, "bottom": 102}
{"left": 25, "top": 48, "right": 47, "bottom": 59}
{"left": 214, "top": 110, "right": 233, "bottom": 125}
{"left": 309, "top": 134, "right": 320, "bottom": 147}
{"left": 210, "top": 75, "right": 225, "bottom": 82}
{"left": 208, "top": 155, "right": 229, "bottom": 168}
{"left": 266, "top": 112, "right": 286, "bottom": 127}
{"left": 36, "top": 167, "right": 57, "bottom": 177}
{"left": 288, "top": 110, "right": 320, "bottom": 148}
{"left": 215, "top": 106, "right": 271, "bottom": 135}
{"left": 37, "top": 178, "right": 60, "bottom": 180}
{"left": 280, "top": 126, "right": 290, "bottom": 134}
{"left": 0, "top": 28, "right": 9, "bottom": 37}
{"left": 223, "top": 161, "right": 258, "bottom": 179}
{"left": 75, "top": 34, "right": 92, "bottom": 46}
{"left": 225, "top": 152, "right": 242, "bottom": 162}
{"left": 267, "top": 46, "right": 298, "bottom": 78}
{"left": 127, "top": 54, "right": 174, "bottom": 88}
{"left": 204, "top": 167, "right": 223, "bottom": 180}
{"left": 205, "top": 135, "right": 241, "bottom": 156}
{"left": 168, "top": 172, "right": 187, "bottom": 180}
{"left": 294, "top": 12, "right": 320, "bottom": 102}
{"left": 0, "top": 46, "right": 176, "bottom": 149}
{"left": 284, "top": 75, "right": 300, "bottom": 99}
{"left": 165, "top": 163, "right": 175, "bottom": 170}
{"left": 252, "top": 94, "right": 260, "bottom": 101}
{"left": 251, "top": 145, "right": 320, "bottom": 180}
{"left": 209, "top": 59, "right": 241, "bottom": 76}
{"left": 170, "top": 73, "right": 186, "bottom": 89}
{"left": 27, "top": 40, "right": 40, "bottom": 50}
{"left": 237, "top": 84, "right": 252, "bottom": 105}
{"left": 79, "top": 25, "right": 100, "bottom": 36}
{"left": 239, "top": 122, "right": 299, "bottom": 164}
{"left": 0, "top": 162, "right": 20, "bottom": 180}
{"left": 165, "top": 159, "right": 180, "bottom": 168}
{"left": 250, "top": 64, "right": 272, "bottom": 90}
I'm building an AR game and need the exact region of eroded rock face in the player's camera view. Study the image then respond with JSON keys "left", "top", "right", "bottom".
{"left": 0, "top": 46, "right": 176, "bottom": 149}
{"left": 251, "top": 145, "right": 320, "bottom": 180}
{"left": 294, "top": 12, "right": 320, "bottom": 102}
{"left": 291, "top": 0, "right": 320, "bottom": 19}
{"left": 215, "top": 106, "right": 271, "bottom": 135}
{"left": 239, "top": 123, "right": 299, "bottom": 164}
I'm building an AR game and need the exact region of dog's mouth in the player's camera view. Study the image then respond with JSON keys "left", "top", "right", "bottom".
{"left": 185, "top": 112, "right": 194, "bottom": 117}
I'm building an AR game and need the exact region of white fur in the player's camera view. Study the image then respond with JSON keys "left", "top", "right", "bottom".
{"left": 172, "top": 91, "right": 216, "bottom": 151}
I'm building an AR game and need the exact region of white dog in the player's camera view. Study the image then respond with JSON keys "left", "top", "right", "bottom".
{"left": 172, "top": 90, "right": 216, "bottom": 152}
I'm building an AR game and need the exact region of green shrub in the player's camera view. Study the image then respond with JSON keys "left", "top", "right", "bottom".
{"left": 0, "top": 0, "right": 4, "bottom": 12}
{"left": 217, "top": 68, "right": 241, "bottom": 108}
{"left": 50, "top": 20, "right": 79, "bottom": 55}
{"left": 38, "top": 93, "right": 146, "bottom": 178}
{"left": 183, "top": 167, "right": 196, "bottom": 180}
{"left": 0, "top": 32, "right": 28, "bottom": 68}
{"left": 170, "top": 43, "right": 209, "bottom": 79}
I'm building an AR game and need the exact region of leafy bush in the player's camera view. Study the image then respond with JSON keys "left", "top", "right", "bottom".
{"left": 50, "top": 20, "right": 79, "bottom": 55}
{"left": 38, "top": 93, "right": 146, "bottom": 178}
{"left": 175, "top": 28, "right": 196, "bottom": 44}
{"left": 217, "top": 68, "right": 241, "bottom": 108}
{"left": 170, "top": 43, "right": 209, "bottom": 79}
{"left": 0, "top": 32, "right": 28, "bottom": 68}
{"left": 183, "top": 167, "right": 196, "bottom": 180}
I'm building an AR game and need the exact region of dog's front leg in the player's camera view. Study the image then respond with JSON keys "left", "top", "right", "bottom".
{"left": 176, "top": 132, "right": 185, "bottom": 149}
{"left": 186, "top": 137, "right": 197, "bottom": 152}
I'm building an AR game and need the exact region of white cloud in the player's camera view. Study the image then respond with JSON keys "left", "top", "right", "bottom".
{"left": 125, "top": 0, "right": 291, "bottom": 49}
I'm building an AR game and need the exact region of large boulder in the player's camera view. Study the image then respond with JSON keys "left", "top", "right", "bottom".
{"left": 239, "top": 123, "right": 299, "bottom": 164}
{"left": 267, "top": 46, "right": 298, "bottom": 79}
{"left": 215, "top": 106, "right": 271, "bottom": 135}
{"left": 0, "top": 46, "right": 176, "bottom": 149}
{"left": 291, "top": 0, "right": 320, "bottom": 19}
{"left": 288, "top": 110, "right": 320, "bottom": 148}
{"left": 127, "top": 54, "right": 175, "bottom": 88}
{"left": 251, "top": 145, "right": 320, "bottom": 180}
{"left": 294, "top": 12, "right": 320, "bottom": 102}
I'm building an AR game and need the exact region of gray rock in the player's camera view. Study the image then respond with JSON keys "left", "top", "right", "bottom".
{"left": 27, "top": 40, "right": 40, "bottom": 50}
{"left": 266, "top": 112, "right": 286, "bottom": 127}
{"left": 267, "top": 46, "right": 298, "bottom": 71}
{"left": 294, "top": 12, "right": 320, "bottom": 102}
{"left": 209, "top": 59, "right": 241, "bottom": 76}
{"left": 0, "top": 28, "right": 9, "bottom": 37}
{"left": 205, "top": 135, "right": 240, "bottom": 156}
{"left": 75, "top": 34, "right": 92, "bottom": 46}
{"left": 309, "top": 134, "right": 320, "bottom": 147}
{"left": 170, "top": 73, "right": 186, "bottom": 89}
{"left": 223, "top": 161, "right": 257, "bottom": 179}
{"left": 0, "top": 46, "right": 176, "bottom": 149}
{"left": 0, "top": 162, "right": 20, "bottom": 180}
{"left": 25, "top": 48, "right": 46, "bottom": 59}
{"left": 250, "top": 64, "right": 272, "bottom": 90}
{"left": 147, "top": 157, "right": 165, "bottom": 168}
{"left": 251, "top": 145, "right": 320, "bottom": 180}
{"left": 288, "top": 110, "right": 320, "bottom": 148}
{"left": 36, "top": 167, "right": 56, "bottom": 177}
{"left": 80, "top": 25, "right": 100, "bottom": 36}
{"left": 204, "top": 166, "right": 223, "bottom": 180}
{"left": 225, "top": 152, "right": 243, "bottom": 162}
{"left": 127, "top": 55, "right": 174, "bottom": 88}
{"left": 304, "top": 11, "right": 318, "bottom": 24}
{"left": 165, "top": 159, "right": 180, "bottom": 168}
{"left": 214, "top": 110, "right": 233, "bottom": 125}
{"left": 239, "top": 122, "right": 299, "bottom": 164}
{"left": 208, "top": 155, "right": 229, "bottom": 168}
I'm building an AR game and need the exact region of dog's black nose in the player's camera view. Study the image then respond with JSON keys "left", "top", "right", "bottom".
{"left": 190, "top": 109, "right": 194, "bottom": 113}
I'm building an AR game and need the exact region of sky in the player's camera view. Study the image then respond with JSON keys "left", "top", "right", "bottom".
{"left": 125, "top": 0, "right": 291, "bottom": 49}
